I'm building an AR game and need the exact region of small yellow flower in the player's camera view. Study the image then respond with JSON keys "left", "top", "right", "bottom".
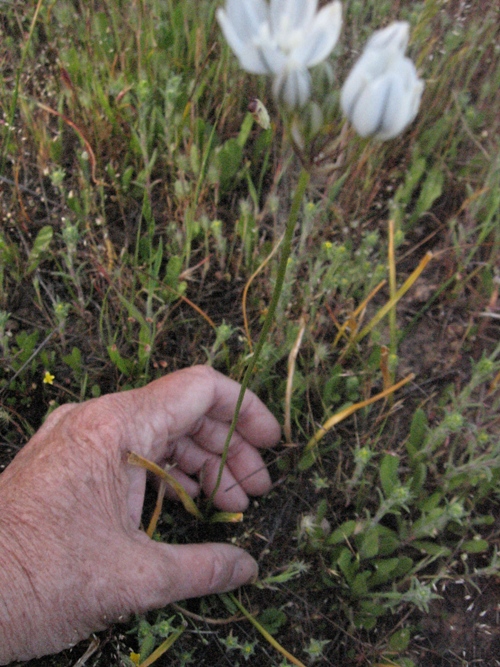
{"left": 43, "top": 371, "right": 55, "bottom": 385}
{"left": 129, "top": 652, "right": 141, "bottom": 666}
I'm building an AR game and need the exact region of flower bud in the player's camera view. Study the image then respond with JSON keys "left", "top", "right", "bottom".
{"left": 341, "top": 21, "right": 424, "bottom": 140}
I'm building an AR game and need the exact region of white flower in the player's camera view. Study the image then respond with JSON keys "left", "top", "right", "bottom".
{"left": 341, "top": 21, "right": 424, "bottom": 140}
{"left": 217, "top": 0, "right": 342, "bottom": 108}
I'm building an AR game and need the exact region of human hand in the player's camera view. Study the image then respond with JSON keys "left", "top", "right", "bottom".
{"left": 0, "top": 366, "right": 281, "bottom": 664}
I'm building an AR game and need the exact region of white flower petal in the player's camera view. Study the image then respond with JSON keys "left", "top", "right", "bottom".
{"left": 217, "top": 8, "right": 270, "bottom": 73}
{"left": 273, "top": 66, "right": 312, "bottom": 108}
{"left": 376, "top": 59, "right": 423, "bottom": 138}
{"left": 255, "top": 39, "right": 288, "bottom": 73}
{"left": 349, "top": 77, "right": 392, "bottom": 137}
{"left": 365, "top": 21, "right": 409, "bottom": 55}
{"left": 270, "top": 0, "right": 317, "bottom": 34}
{"left": 293, "top": 1, "right": 342, "bottom": 67}
{"left": 340, "top": 62, "right": 366, "bottom": 118}
{"left": 225, "top": 0, "right": 269, "bottom": 41}
{"left": 375, "top": 75, "right": 411, "bottom": 139}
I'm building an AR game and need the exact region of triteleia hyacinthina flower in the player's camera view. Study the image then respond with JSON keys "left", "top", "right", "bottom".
{"left": 217, "top": 0, "right": 342, "bottom": 108}
{"left": 340, "top": 21, "right": 424, "bottom": 140}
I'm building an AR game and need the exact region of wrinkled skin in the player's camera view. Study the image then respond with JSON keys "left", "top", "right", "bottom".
{"left": 0, "top": 366, "right": 281, "bottom": 664}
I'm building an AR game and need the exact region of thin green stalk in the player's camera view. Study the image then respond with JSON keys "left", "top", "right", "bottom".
{"left": 209, "top": 167, "right": 310, "bottom": 504}
{"left": 388, "top": 218, "right": 398, "bottom": 362}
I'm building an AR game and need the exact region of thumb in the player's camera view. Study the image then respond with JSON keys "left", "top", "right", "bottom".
{"left": 122, "top": 535, "right": 258, "bottom": 613}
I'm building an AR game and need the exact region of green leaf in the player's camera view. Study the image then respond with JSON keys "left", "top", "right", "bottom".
{"left": 418, "top": 491, "right": 442, "bottom": 512}
{"left": 236, "top": 112, "right": 255, "bottom": 147}
{"left": 377, "top": 526, "right": 401, "bottom": 556}
{"left": 14, "top": 330, "right": 39, "bottom": 367}
{"left": 411, "top": 166, "right": 444, "bottom": 224}
{"left": 62, "top": 347, "right": 82, "bottom": 379}
{"left": 380, "top": 453, "right": 400, "bottom": 498}
{"left": 121, "top": 165, "right": 134, "bottom": 191}
{"left": 257, "top": 608, "right": 287, "bottom": 636}
{"left": 407, "top": 408, "right": 428, "bottom": 460}
{"left": 151, "top": 239, "right": 163, "bottom": 278}
{"left": 358, "top": 529, "right": 379, "bottom": 560}
{"left": 327, "top": 519, "right": 357, "bottom": 545}
{"left": 392, "top": 557, "right": 413, "bottom": 578}
{"left": 462, "top": 538, "right": 489, "bottom": 553}
{"left": 352, "top": 570, "right": 372, "bottom": 596}
{"left": 139, "top": 632, "right": 156, "bottom": 662}
{"left": 216, "top": 138, "right": 243, "bottom": 189}
{"left": 336, "top": 548, "right": 359, "bottom": 585}
{"left": 411, "top": 506, "right": 446, "bottom": 539}
{"left": 393, "top": 156, "right": 426, "bottom": 210}
{"left": 369, "top": 558, "right": 401, "bottom": 587}
{"left": 352, "top": 609, "right": 379, "bottom": 630}
{"left": 409, "top": 462, "right": 427, "bottom": 494}
{"left": 27, "top": 225, "right": 53, "bottom": 274}
{"left": 107, "top": 344, "right": 134, "bottom": 375}
{"left": 412, "top": 541, "right": 451, "bottom": 557}
{"left": 164, "top": 254, "right": 185, "bottom": 301}
{"left": 388, "top": 628, "right": 411, "bottom": 652}
{"left": 298, "top": 447, "right": 317, "bottom": 471}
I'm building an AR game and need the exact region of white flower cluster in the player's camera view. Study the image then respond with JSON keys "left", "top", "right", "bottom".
{"left": 217, "top": 0, "right": 342, "bottom": 108}
{"left": 217, "top": 0, "right": 424, "bottom": 140}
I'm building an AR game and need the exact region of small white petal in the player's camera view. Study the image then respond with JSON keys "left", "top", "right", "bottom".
{"left": 375, "top": 75, "right": 411, "bottom": 139}
{"left": 270, "top": 0, "right": 317, "bottom": 34}
{"left": 273, "top": 66, "right": 312, "bottom": 108}
{"left": 255, "top": 39, "right": 288, "bottom": 74}
{"left": 340, "top": 63, "right": 366, "bottom": 119}
{"left": 225, "top": 0, "right": 269, "bottom": 40}
{"left": 365, "top": 21, "right": 409, "bottom": 55}
{"left": 377, "top": 60, "right": 423, "bottom": 138}
{"left": 349, "top": 77, "right": 393, "bottom": 137}
{"left": 293, "top": 1, "right": 342, "bottom": 67}
{"left": 217, "top": 8, "right": 270, "bottom": 73}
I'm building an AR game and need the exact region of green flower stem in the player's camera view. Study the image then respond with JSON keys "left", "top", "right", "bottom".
{"left": 210, "top": 167, "right": 310, "bottom": 504}
{"left": 388, "top": 218, "right": 398, "bottom": 370}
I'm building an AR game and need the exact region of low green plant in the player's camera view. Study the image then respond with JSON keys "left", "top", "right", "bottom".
{"left": 1, "top": 0, "right": 499, "bottom": 665}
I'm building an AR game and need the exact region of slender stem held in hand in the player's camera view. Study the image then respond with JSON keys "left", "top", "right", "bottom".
{"left": 210, "top": 168, "right": 310, "bottom": 504}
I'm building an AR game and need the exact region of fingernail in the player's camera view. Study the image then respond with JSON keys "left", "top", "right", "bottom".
{"left": 248, "top": 571, "right": 259, "bottom": 585}
{"left": 245, "top": 563, "right": 259, "bottom": 585}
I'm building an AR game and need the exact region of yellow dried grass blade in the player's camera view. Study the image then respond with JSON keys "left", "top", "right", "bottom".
{"left": 146, "top": 478, "right": 167, "bottom": 538}
{"left": 284, "top": 315, "right": 307, "bottom": 443}
{"left": 209, "top": 511, "right": 244, "bottom": 523}
{"left": 380, "top": 345, "right": 391, "bottom": 392}
{"left": 127, "top": 451, "right": 203, "bottom": 519}
{"left": 228, "top": 593, "right": 306, "bottom": 667}
{"left": 138, "top": 628, "right": 184, "bottom": 667}
{"left": 300, "top": 374, "right": 414, "bottom": 469}
{"left": 355, "top": 252, "right": 433, "bottom": 343}
{"left": 333, "top": 280, "right": 386, "bottom": 348}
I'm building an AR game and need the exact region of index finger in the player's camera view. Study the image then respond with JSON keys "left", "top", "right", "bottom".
{"left": 106, "top": 365, "right": 281, "bottom": 460}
